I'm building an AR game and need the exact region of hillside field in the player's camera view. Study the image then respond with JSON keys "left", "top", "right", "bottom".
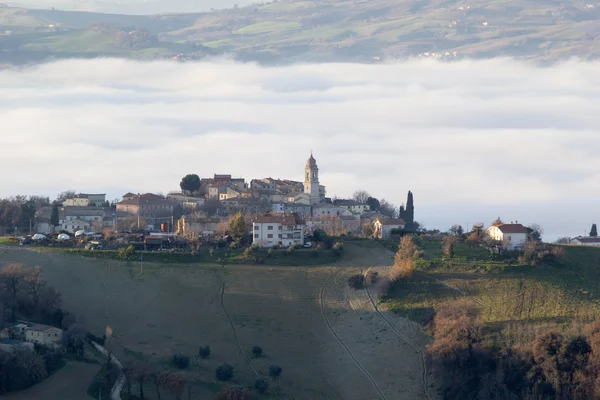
{"left": 382, "top": 238, "right": 600, "bottom": 346}
{"left": 0, "top": 242, "right": 435, "bottom": 400}
{"left": 4, "top": 0, "right": 600, "bottom": 63}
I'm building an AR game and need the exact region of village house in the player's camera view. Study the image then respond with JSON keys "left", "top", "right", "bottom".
{"left": 116, "top": 194, "right": 176, "bottom": 229}
{"left": 486, "top": 223, "right": 529, "bottom": 251}
{"left": 201, "top": 174, "right": 245, "bottom": 196}
{"left": 569, "top": 237, "right": 600, "bottom": 247}
{"left": 167, "top": 193, "right": 205, "bottom": 210}
{"left": 177, "top": 215, "right": 222, "bottom": 238}
{"left": 333, "top": 199, "right": 370, "bottom": 215}
{"left": 285, "top": 192, "right": 311, "bottom": 205}
{"left": 63, "top": 194, "right": 106, "bottom": 207}
{"left": 311, "top": 203, "right": 350, "bottom": 217}
{"left": 373, "top": 217, "right": 406, "bottom": 239}
{"left": 252, "top": 214, "right": 305, "bottom": 248}
{"left": 59, "top": 207, "right": 107, "bottom": 233}
{"left": 24, "top": 324, "right": 63, "bottom": 349}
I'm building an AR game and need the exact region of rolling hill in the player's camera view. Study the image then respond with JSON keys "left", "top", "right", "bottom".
{"left": 3, "top": 0, "right": 600, "bottom": 64}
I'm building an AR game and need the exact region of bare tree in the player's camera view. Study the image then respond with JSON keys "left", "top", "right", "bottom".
{"left": 379, "top": 199, "right": 397, "bottom": 218}
{"left": 0, "top": 264, "right": 27, "bottom": 301}
{"left": 527, "top": 223, "right": 544, "bottom": 242}
{"left": 24, "top": 267, "right": 46, "bottom": 309}
{"left": 159, "top": 371, "right": 186, "bottom": 400}
{"left": 39, "top": 286, "right": 62, "bottom": 313}
{"left": 352, "top": 190, "right": 371, "bottom": 204}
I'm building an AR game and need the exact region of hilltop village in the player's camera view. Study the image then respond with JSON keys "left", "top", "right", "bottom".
{"left": 24, "top": 153, "right": 415, "bottom": 249}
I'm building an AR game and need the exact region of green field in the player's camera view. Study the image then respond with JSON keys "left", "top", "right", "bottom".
{"left": 382, "top": 239, "right": 600, "bottom": 337}
{"left": 4, "top": 0, "right": 600, "bottom": 63}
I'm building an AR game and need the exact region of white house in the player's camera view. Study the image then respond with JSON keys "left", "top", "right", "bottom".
{"left": 373, "top": 217, "right": 406, "bottom": 239}
{"left": 64, "top": 194, "right": 106, "bottom": 207}
{"left": 59, "top": 207, "right": 106, "bottom": 233}
{"left": 570, "top": 237, "right": 600, "bottom": 247}
{"left": 252, "top": 214, "right": 305, "bottom": 248}
{"left": 311, "top": 203, "right": 350, "bottom": 217}
{"left": 24, "top": 325, "right": 63, "bottom": 349}
{"left": 333, "top": 199, "right": 370, "bottom": 214}
{"left": 486, "top": 224, "right": 529, "bottom": 251}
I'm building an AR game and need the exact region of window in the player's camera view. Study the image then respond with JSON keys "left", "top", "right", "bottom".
{"left": 254, "top": 226, "right": 259, "bottom": 230}
{"left": 254, "top": 234, "right": 259, "bottom": 239}
{"left": 278, "top": 234, "right": 282, "bottom": 239}
{"left": 268, "top": 226, "right": 273, "bottom": 230}
{"left": 268, "top": 234, "right": 273, "bottom": 239}
{"left": 507, "top": 236, "right": 512, "bottom": 241}
{"left": 278, "top": 226, "right": 282, "bottom": 230}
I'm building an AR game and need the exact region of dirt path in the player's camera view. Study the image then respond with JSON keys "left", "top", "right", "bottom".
{"left": 316, "top": 245, "right": 436, "bottom": 400}
{"left": 0, "top": 244, "right": 436, "bottom": 400}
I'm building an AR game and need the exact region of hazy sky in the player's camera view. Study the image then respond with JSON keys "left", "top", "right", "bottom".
{"left": 6, "top": 0, "right": 262, "bottom": 14}
{"left": 1, "top": 58, "right": 599, "bottom": 239}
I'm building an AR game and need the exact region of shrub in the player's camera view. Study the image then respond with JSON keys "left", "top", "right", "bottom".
{"left": 172, "top": 353, "right": 190, "bottom": 369}
{"left": 348, "top": 274, "right": 365, "bottom": 290}
{"left": 117, "top": 245, "right": 136, "bottom": 260}
{"left": 243, "top": 247, "right": 254, "bottom": 260}
{"left": 287, "top": 245, "right": 295, "bottom": 253}
{"left": 269, "top": 365, "right": 282, "bottom": 379}
{"left": 365, "top": 270, "right": 379, "bottom": 285}
{"left": 255, "top": 378, "right": 269, "bottom": 394}
{"left": 267, "top": 248, "right": 273, "bottom": 258}
{"left": 376, "top": 277, "right": 392, "bottom": 300}
{"left": 332, "top": 241, "right": 344, "bottom": 256}
{"left": 252, "top": 346, "right": 263, "bottom": 358}
{"left": 198, "top": 345, "right": 210, "bottom": 359}
{"left": 216, "top": 364, "right": 234, "bottom": 381}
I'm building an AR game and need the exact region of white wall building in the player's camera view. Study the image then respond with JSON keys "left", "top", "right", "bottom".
{"left": 570, "top": 237, "right": 600, "bottom": 247}
{"left": 252, "top": 214, "right": 305, "bottom": 248}
{"left": 24, "top": 325, "right": 63, "bottom": 349}
{"left": 373, "top": 217, "right": 406, "bottom": 239}
{"left": 64, "top": 194, "right": 106, "bottom": 207}
{"left": 486, "top": 224, "right": 529, "bottom": 251}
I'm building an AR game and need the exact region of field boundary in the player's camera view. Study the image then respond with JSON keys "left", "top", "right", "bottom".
{"left": 365, "top": 267, "right": 432, "bottom": 400}
{"left": 319, "top": 268, "right": 388, "bottom": 400}
{"left": 220, "top": 283, "right": 259, "bottom": 377}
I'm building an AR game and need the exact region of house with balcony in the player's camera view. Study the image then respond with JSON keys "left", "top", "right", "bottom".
{"left": 252, "top": 214, "right": 305, "bottom": 248}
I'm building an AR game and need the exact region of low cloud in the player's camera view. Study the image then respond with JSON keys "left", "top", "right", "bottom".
{"left": 1, "top": 58, "right": 599, "bottom": 239}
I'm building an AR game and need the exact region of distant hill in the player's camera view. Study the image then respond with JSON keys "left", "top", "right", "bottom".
{"left": 3, "top": 0, "right": 600, "bottom": 64}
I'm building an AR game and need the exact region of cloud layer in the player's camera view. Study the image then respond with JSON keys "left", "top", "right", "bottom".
{"left": 1, "top": 58, "right": 599, "bottom": 238}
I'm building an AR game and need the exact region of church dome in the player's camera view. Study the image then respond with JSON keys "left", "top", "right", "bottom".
{"left": 306, "top": 153, "right": 317, "bottom": 168}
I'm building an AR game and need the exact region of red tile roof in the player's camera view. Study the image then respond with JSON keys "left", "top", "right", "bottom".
{"left": 376, "top": 217, "right": 406, "bottom": 226}
{"left": 117, "top": 193, "right": 169, "bottom": 206}
{"left": 495, "top": 224, "right": 529, "bottom": 234}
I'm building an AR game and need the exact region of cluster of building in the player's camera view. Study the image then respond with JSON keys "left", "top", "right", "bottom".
{"left": 0, "top": 322, "right": 63, "bottom": 354}
{"left": 31, "top": 153, "right": 407, "bottom": 248}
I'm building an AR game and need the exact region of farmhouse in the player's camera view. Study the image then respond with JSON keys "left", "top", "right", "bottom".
{"left": 373, "top": 217, "right": 406, "bottom": 239}
{"left": 333, "top": 199, "right": 370, "bottom": 214}
{"left": 570, "top": 237, "right": 600, "bottom": 246}
{"left": 486, "top": 223, "right": 529, "bottom": 251}
{"left": 24, "top": 324, "right": 63, "bottom": 349}
{"left": 252, "top": 214, "right": 305, "bottom": 248}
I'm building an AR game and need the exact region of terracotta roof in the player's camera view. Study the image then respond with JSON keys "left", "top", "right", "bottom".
{"left": 117, "top": 193, "right": 170, "bottom": 206}
{"left": 253, "top": 214, "right": 305, "bottom": 225}
{"left": 495, "top": 224, "right": 529, "bottom": 234}
{"left": 376, "top": 217, "right": 406, "bottom": 226}
{"left": 574, "top": 237, "right": 600, "bottom": 243}
{"left": 333, "top": 199, "right": 366, "bottom": 207}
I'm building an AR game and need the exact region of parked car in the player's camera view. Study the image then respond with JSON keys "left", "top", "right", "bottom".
{"left": 304, "top": 242, "right": 312, "bottom": 248}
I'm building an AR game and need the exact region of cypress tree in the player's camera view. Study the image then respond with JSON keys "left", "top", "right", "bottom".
{"left": 50, "top": 204, "right": 59, "bottom": 227}
{"left": 399, "top": 205, "right": 405, "bottom": 220}
{"left": 591, "top": 224, "right": 598, "bottom": 238}
{"left": 406, "top": 191, "right": 415, "bottom": 223}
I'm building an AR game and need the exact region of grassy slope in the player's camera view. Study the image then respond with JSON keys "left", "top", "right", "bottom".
{"left": 383, "top": 240, "right": 600, "bottom": 332}
{"left": 3, "top": 0, "right": 600, "bottom": 62}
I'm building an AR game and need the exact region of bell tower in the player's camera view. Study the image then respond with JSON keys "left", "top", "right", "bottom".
{"left": 304, "top": 152, "right": 320, "bottom": 205}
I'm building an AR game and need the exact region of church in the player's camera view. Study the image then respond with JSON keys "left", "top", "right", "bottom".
{"left": 303, "top": 152, "right": 326, "bottom": 204}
